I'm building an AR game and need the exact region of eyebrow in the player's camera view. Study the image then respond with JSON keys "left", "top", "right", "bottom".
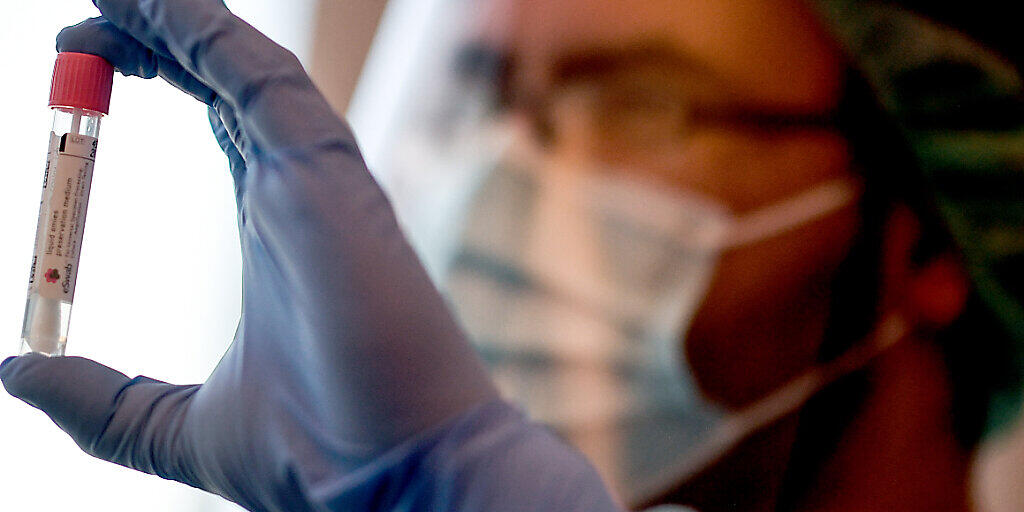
{"left": 552, "top": 39, "right": 845, "bottom": 126}
{"left": 547, "top": 39, "right": 729, "bottom": 89}
{"left": 455, "top": 38, "right": 842, "bottom": 125}
{"left": 451, "top": 39, "right": 728, "bottom": 99}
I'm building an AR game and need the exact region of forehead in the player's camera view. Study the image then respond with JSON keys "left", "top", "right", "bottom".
{"left": 491, "top": 0, "right": 845, "bottom": 111}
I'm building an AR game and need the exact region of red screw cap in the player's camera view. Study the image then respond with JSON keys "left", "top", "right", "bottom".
{"left": 48, "top": 52, "right": 114, "bottom": 115}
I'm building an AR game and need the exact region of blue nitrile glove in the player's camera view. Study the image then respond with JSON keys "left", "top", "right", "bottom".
{"left": 0, "top": 2, "right": 621, "bottom": 511}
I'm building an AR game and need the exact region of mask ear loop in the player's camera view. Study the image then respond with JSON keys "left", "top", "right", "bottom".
{"left": 724, "top": 177, "right": 863, "bottom": 249}
{"left": 628, "top": 311, "right": 911, "bottom": 509}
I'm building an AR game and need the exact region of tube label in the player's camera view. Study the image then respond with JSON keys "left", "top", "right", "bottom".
{"left": 27, "top": 131, "right": 98, "bottom": 302}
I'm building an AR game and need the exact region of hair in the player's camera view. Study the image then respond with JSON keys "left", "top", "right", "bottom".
{"left": 775, "top": 67, "right": 1018, "bottom": 509}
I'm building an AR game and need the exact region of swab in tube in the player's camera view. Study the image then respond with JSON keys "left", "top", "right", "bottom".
{"left": 20, "top": 53, "right": 114, "bottom": 356}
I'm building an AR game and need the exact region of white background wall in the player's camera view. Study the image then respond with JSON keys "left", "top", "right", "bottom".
{"left": 345, "top": 0, "right": 453, "bottom": 173}
{"left": 0, "top": 1, "right": 315, "bottom": 510}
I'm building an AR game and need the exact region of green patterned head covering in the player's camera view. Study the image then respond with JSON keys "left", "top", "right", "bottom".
{"left": 815, "top": 1, "right": 1024, "bottom": 438}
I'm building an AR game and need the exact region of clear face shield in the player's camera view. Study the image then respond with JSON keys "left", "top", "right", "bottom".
{"left": 359, "top": 3, "right": 906, "bottom": 505}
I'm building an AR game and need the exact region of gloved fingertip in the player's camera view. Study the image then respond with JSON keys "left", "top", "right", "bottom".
{"left": 56, "top": 17, "right": 104, "bottom": 53}
{"left": 1, "top": 354, "right": 127, "bottom": 407}
{"left": 56, "top": 17, "right": 157, "bottom": 79}
{"left": 0, "top": 355, "right": 20, "bottom": 382}
{"left": 1, "top": 352, "right": 46, "bottom": 374}
{"left": 1, "top": 355, "right": 138, "bottom": 450}
{"left": 0, "top": 352, "right": 51, "bottom": 396}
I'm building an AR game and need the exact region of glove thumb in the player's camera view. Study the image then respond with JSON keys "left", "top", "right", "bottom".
{"left": 1, "top": 354, "right": 202, "bottom": 486}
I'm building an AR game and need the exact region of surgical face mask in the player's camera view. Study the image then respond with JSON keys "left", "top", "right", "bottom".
{"left": 434, "top": 127, "right": 886, "bottom": 502}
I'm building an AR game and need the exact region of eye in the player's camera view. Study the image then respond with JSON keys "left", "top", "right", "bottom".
{"left": 591, "top": 86, "right": 692, "bottom": 147}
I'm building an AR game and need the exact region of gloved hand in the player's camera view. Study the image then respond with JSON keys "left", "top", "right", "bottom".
{"left": 1, "top": 2, "right": 619, "bottom": 511}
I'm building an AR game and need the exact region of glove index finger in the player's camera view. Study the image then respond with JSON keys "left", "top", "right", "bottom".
{"left": 57, "top": 17, "right": 218, "bottom": 106}
{"left": 95, "top": 0, "right": 349, "bottom": 154}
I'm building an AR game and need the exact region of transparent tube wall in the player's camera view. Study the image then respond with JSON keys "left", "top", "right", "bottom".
{"left": 21, "top": 107, "right": 103, "bottom": 356}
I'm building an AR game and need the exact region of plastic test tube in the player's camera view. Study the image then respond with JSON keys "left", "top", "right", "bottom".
{"left": 20, "top": 52, "right": 114, "bottom": 356}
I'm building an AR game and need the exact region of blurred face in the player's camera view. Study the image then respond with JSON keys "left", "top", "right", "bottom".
{"left": 491, "top": 0, "right": 862, "bottom": 407}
